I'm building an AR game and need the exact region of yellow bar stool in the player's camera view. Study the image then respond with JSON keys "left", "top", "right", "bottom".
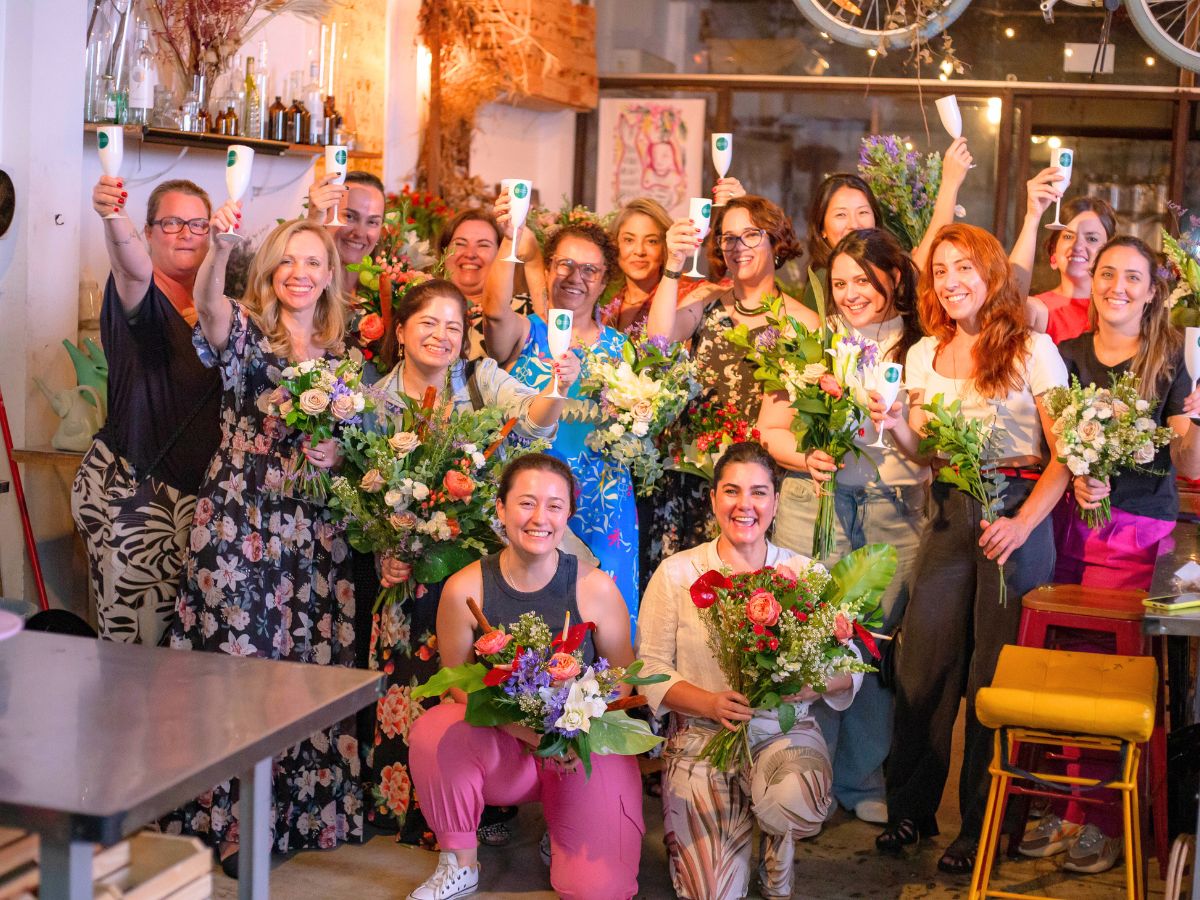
{"left": 970, "top": 645, "right": 1158, "bottom": 900}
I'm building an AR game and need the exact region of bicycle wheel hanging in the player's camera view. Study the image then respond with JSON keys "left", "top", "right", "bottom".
{"left": 791, "top": 0, "right": 973, "bottom": 49}
{"left": 1123, "top": 0, "right": 1200, "bottom": 74}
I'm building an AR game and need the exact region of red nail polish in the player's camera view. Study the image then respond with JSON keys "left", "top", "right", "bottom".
{"left": 113, "top": 206, "right": 120, "bottom": 212}
{"left": 120, "top": 192, "right": 127, "bottom": 198}
{"left": 236, "top": 212, "right": 242, "bottom": 218}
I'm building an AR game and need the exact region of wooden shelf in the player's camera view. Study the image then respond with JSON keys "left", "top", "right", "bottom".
{"left": 84, "top": 123, "right": 323, "bottom": 158}
{"left": 11, "top": 446, "right": 85, "bottom": 467}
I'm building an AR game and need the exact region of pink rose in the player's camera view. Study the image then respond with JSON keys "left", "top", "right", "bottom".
{"left": 545, "top": 652, "right": 582, "bottom": 681}
{"left": 817, "top": 374, "right": 844, "bottom": 400}
{"left": 330, "top": 393, "right": 358, "bottom": 422}
{"left": 474, "top": 629, "right": 514, "bottom": 656}
{"left": 745, "top": 589, "right": 782, "bottom": 628}
{"left": 773, "top": 564, "right": 797, "bottom": 582}
{"left": 443, "top": 469, "right": 475, "bottom": 501}
{"left": 833, "top": 612, "right": 854, "bottom": 643}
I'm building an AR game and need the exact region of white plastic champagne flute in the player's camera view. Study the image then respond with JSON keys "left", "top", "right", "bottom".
{"left": 325, "top": 145, "right": 348, "bottom": 227}
{"left": 870, "top": 362, "right": 904, "bottom": 448}
{"left": 97, "top": 126, "right": 124, "bottom": 219}
{"left": 546, "top": 307, "right": 574, "bottom": 399}
{"left": 502, "top": 178, "right": 533, "bottom": 263}
{"left": 935, "top": 95, "right": 962, "bottom": 139}
{"left": 711, "top": 133, "right": 733, "bottom": 204}
{"left": 218, "top": 145, "right": 254, "bottom": 241}
{"left": 687, "top": 197, "right": 713, "bottom": 278}
{"left": 1047, "top": 147, "right": 1075, "bottom": 231}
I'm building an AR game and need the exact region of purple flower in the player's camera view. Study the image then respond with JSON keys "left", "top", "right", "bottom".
{"left": 593, "top": 657, "right": 610, "bottom": 673}
{"left": 646, "top": 334, "right": 671, "bottom": 354}
{"left": 839, "top": 333, "right": 878, "bottom": 372}
{"left": 754, "top": 327, "right": 779, "bottom": 352}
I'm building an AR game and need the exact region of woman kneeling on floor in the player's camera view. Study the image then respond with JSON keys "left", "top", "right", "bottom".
{"left": 636, "top": 441, "right": 862, "bottom": 900}
{"left": 406, "top": 453, "right": 644, "bottom": 900}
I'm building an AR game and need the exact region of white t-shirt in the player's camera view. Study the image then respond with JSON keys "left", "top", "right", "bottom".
{"left": 635, "top": 539, "right": 862, "bottom": 719}
{"left": 905, "top": 332, "right": 1067, "bottom": 461}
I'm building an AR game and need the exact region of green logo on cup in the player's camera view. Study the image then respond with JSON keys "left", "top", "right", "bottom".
{"left": 226, "top": 149, "right": 237, "bottom": 167}
{"left": 335, "top": 149, "right": 347, "bottom": 166}
{"left": 716, "top": 136, "right": 729, "bottom": 151}
{"left": 513, "top": 182, "right": 529, "bottom": 200}
{"left": 1058, "top": 150, "right": 1073, "bottom": 167}
{"left": 98, "top": 132, "right": 109, "bottom": 149}
{"left": 884, "top": 367, "right": 900, "bottom": 383}
{"left": 701, "top": 202, "right": 711, "bottom": 218}
{"left": 554, "top": 314, "right": 570, "bottom": 331}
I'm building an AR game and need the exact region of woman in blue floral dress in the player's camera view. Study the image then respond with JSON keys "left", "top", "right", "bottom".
{"left": 165, "top": 217, "right": 362, "bottom": 864}
{"left": 482, "top": 204, "right": 639, "bottom": 627}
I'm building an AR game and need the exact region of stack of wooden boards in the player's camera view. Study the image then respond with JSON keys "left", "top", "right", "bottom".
{"left": 0, "top": 828, "right": 211, "bottom": 899}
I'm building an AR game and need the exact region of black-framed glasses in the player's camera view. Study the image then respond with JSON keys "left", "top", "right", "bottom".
{"left": 552, "top": 258, "right": 605, "bottom": 284}
{"left": 718, "top": 228, "right": 767, "bottom": 254}
{"left": 150, "top": 217, "right": 210, "bottom": 235}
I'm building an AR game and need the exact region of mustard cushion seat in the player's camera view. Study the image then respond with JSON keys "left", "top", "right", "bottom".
{"left": 976, "top": 645, "right": 1157, "bottom": 743}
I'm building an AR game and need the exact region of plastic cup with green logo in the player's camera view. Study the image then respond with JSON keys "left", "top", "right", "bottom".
{"left": 1046, "top": 145, "right": 1075, "bottom": 231}
{"left": 325, "top": 144, "right": 349, "bottom": 227}
{"left": 869, "top": 362, "right": 904, "bottom": 448}
{"left": 501, "top": 179, "right": 533, "bottom": 263}
{"left": 97, "top": 126, "right": 124, "bottom": 219}
{"left": 686, "top": 197, "right": 713, "bottom": 278}
{"left": 711, "top": 133, "right": 733, "bottom": 201}
{"left": 217, "top": 145, "right": 255, "bottom": 241}
{"left": 546, "top": 307, "right": 574, "bottom": 398}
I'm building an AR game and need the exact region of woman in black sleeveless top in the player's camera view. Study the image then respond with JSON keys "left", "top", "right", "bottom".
{"left": 405, "top": 454, "right": 645, "bottom": 900}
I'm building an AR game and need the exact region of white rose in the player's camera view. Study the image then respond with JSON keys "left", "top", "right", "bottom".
{"left": 555, "top": 705, "right": 589, "bottom": 733}
{"left": 1076, "top": 419, "right": 1103, "bottom": 444}
{"left": 298, "top": 359, "right": 316, "bottom": 374}
{"left": 1082, "top": 447, "right": 1099, "bottom": 464}
{"left": 1093, "top": 402, "right": 1113, "bottom": 420}
{"left": 412, "top": 481, "right": 430, "bottom": 501}
{"left": 353, "top": 393, "right": 366, "bottom": 413}
{"left": 631, "top": 420, "right": 649, "bottom": 437}
{"left": 1067, "top": 455, "right": 1090, "bottom": 476}
{"left": 800, "top": 363, "right": 827, "bottom": 385}
{"left": 1134, "top": 442, "right": 1156, "bottom": 465}
{"left": 298, "top": 389, "right": 330, "bottom": 415}
{"left": 282, "top": 366, "right": 298, "bottom": 379}
{"left": 471, "top": 451, "right": 487, "bottom": 468}
{"left": 608, "top": 423, "right": 626, "bottom": 438}
{"left": 1136, "top": 399, "right": 1150, "bottom": 412}
{"left": 1135, "top": 417, "right": 1156, "bottom": 433}
{"left": 384, "top": 489, "right": 404, "bottom": 507}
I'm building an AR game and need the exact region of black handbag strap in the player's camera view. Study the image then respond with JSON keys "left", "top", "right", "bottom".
{"left": 464, "top": 359, "right": 484, "bottom": 412}
{"left": 138, "top": 378, "right": 220, "bottom": 485}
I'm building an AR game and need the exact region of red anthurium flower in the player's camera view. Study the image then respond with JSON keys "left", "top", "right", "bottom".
{"left": 690, "top": 570, "right": 733, "bottom": 608}
{"left": 553, "top": 622, "right": 597, "bottom": 653}
{"left": 483, "top": 646, "right": 524, "bottom": 686}
{"left": 853, "top": 621, "right": 881, "bottom": 660}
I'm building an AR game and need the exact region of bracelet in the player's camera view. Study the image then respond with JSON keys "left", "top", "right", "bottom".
{"left": 662, "top": 268, "right": 683, "bottom": 280}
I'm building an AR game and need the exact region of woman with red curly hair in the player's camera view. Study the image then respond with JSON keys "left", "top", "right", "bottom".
{"left": 867, "top": 224, "right": 1071, "bottom": 875}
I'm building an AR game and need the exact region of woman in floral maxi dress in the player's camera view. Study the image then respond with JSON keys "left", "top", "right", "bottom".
{"left": 165, "top": 217, "right": 362, "bottom": 862}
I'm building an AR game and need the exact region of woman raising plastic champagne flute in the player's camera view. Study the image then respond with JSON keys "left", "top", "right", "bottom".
{"left": 324, "top": 144, "right": 348, "bottom": 226}
{"left": 502, "top": 178, "right": 532, "bottom": 263}
{"left": 545, "top": 307, "right": 573, "bottom": 398}
{"left": 686, "top": 197, "right": 712, "bottom": 277}
{"left": 218, "top": 145, "right": 254, "bottom": 240}
{"left": 97, "top": 126, "right": 124, "bottom": 220}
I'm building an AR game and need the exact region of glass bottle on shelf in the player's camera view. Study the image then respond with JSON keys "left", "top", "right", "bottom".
{"left": 127, "top": 21, "right": 155, "bottom": 126}
{"left": 254, "top": 47, "right": 270, "bottom": 139}
{"left": 304, "top": 61, "right": 324, "bottom": 144}
{"left": 296, "top": 99, "right": 312, "bottom": 145}
{"left": 215, "top": 107, "right": 228, "bottom": 135}
{"left": 322, "top": 96, "right": 339, "bottom": 146}
{"left": 285, "top": 97, "right": 301, "bottom": 143}
{"left": 242, "top": 57, "right": 261, "bottom": 138}
{"left": 84, "top": 25, "right": 111, "bottom": 123}
{"left": 268, "top": 95, "right": 287, "bottom": 141}
{"left": 225, "top": 105, "right": 239, "bottom": 136}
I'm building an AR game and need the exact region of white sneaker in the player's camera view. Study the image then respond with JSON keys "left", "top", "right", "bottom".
{"left": 407, "top": 852, "right": 479, "bottom": 900}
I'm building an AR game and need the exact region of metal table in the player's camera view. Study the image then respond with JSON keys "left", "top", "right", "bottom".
{"left": 1145, "top": 520, "right": 1200, "bottom": 899}
{"left": 0, "top": 631, "right": 383, "bottom": 900}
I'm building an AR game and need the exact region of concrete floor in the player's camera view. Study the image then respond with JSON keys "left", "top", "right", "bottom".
{"left": 212, "top": 709, "right": 1168, "bottom": 899}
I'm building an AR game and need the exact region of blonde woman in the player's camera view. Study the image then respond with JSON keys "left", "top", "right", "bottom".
{"left": 166, "top": 219, "right": 362, "bottom": 867}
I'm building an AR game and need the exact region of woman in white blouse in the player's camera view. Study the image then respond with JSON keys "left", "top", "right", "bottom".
{"left": 637, "top": 441, "right": 861, "bottom": 900}
{"left": 868, "top": 224, "right": 1070, "bottom": 875}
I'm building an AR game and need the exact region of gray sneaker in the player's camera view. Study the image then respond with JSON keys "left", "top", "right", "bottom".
{"left": 1062, "top": 824, "right": 1122, "bottom": 874}
{"left": 1018, "top": 814, "right": 1082, "bottom": 858}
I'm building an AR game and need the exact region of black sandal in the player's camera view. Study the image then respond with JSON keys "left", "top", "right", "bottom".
{"left": 937, "top": 836, "right": 978, "bottom": 875}
{"left": 876, "top": 819, "right": 922, "bottom": 856}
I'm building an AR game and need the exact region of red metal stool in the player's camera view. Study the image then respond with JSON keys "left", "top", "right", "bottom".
{"left": 1013, "top": 584, "right": 1169, "bottom": 877}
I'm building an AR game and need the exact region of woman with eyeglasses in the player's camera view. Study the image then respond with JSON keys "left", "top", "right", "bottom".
{"left": 164, "top": 217, "right": 364, "bottom": 867}
{"left": 483, "top": 188, "right": 640, "bottom": 628}
{"left": 802, "top": 139, "right": 973, "bottom": 311}
{"left": 72, "top": 177, "right": 235, "bottom": 645}
{"left": 644, "top": 195, "right": 816, "bottom": 569}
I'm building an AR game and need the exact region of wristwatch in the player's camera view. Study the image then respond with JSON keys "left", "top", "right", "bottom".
{"left": 662, "top": 267, "right": 683, "bottom": 280}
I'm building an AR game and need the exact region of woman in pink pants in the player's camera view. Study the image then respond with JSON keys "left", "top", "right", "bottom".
{"left": 406, "top": 454, "right": 645, "bottom": 900}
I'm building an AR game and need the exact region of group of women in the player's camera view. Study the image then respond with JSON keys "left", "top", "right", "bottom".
{"left": 73, "top": 125, "right": 1200, "bottom": 898}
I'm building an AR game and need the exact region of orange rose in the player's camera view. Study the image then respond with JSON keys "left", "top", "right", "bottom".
{"left": 359, "top": 313, "right": 385, "bottom": 342}
{"left": 745, "top": 589, "right": 782, "bottom": 628}
{"left": 443, "top": 470, "right": 475, "bottom": 501}
{"left": 447, "top": 518, "right": 461, "bottom": 538}
{"left": 545, "top": 652, "right": 581, "bottom": 681}
{"left": 834, "top": 612, "right": 854, "bottom": 644}
{"left": 474, "top": 629, "right": 513, "bottom": 656}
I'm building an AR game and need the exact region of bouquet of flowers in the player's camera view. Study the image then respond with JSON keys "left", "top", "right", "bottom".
{"left": 387, "top": 184, "right": 451, "bottom": 244}
{"left": 1161, "top": 221, "right": 1200, "bottom": 327}
{"left": 266, "top": 354, "right": 374, "bottom": 501}
{"left": 330, "top": 387, "right": 545, "bottom": 609}
{"left": 726, "top": 291, "right": 876, "bottom": 558}
{"left": 689, "top": 544, "right": 895, "bottom": 771}
{"left": 573, "top": 331, "right": 700, "bottom": 496}
{"left": 670, "top": 400, "right": 763, "bottom": 482}
{"left": 1043, "top": 372, "right": 1175, "bottom": 528}
{"left": 857, "top": 134, "right": 942, "bottom": 252}
{"left": 918, "top": 395, "right": 1010, "bottom": 604}
{"left": 413, "top": 607, "right": 668, "bottom": 776}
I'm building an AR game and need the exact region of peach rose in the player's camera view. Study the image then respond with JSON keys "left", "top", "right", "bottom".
{"left": 388, "top": 431, "right": 420, "bottom": 455}
{"left": 298, "top": 388, "right": 330, "bottom": 415}
{"left": 331, "top": 393, "right": 358, "bottom": 422}
{"left": 833, "top": 612, "right": 854, "bottom": 643}
{"left": 358, "top": 313, "right": 385, "bottom": 342}
{"left": 545, "top": 652, "right": 582, "bottom": 681}
{"left": 474, "top": 629, "right": 514, "bottom": 656}
{"left": 359, "top": 469, "right": 385, "bottom": 493}
{"left": 745, "top": 589, "right": 782, "bottom": 628}
{"left": 443, "top": 469, "right": 475, "bottom": 501}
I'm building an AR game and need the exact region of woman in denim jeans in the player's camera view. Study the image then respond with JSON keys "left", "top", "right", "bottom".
{"left": 868, "top": 224, "right": 1071, "bottom": 875}
{"left": 759, "top": 228, "right": 929, "bottom": 827}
